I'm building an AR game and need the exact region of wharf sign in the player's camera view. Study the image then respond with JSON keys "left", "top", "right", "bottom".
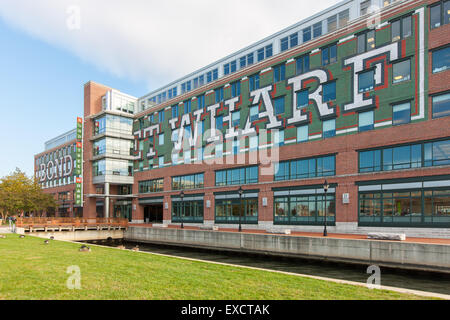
{"left": 75, "top": 117, "right": 83, "bottom": 206}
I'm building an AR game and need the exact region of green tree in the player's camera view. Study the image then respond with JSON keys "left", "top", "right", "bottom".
{"left": 0, "top": 168, "right": 56, "bottom": 219}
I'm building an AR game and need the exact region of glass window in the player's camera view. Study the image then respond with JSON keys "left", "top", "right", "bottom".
{"left": 359, "top": 150, "right": 381, "bottom": 172}
{"left": 250, "top": 105, "right": 259, "bottom": 122}
{"left": 266, "top": 45, "right": 273, "bottom": 58}
{"left": 296, "top": 55, "right": 310, "bottom": 75}
{"left": 430, "top": 3, "right": 442, "bottom": 29}
{"left": 231, "top": 111, "right": 240, "bottom": 127}
{"left": 322, "top": 44, "right": 337, "bottom": 65}
{"left": 297, "top": 90, "right": 309, "bottom": 109}
{"left": 297, "top": 126, "right": 308, "bottom": 143}
{"left": 359, "top": 111, "right": 374, "bottom": 132}
{"left": 159, "top": 111, "right": 164, "bottom": 123}
{"left": 231, "top": 82, "right": 241, "bottom": 97}
{"left": 274, "top": 97, "right": 285, "bottom": 115}
{"left": 274, "top": 130, "right": 284, "bottom": 147}
{"left": 249, "top": 135, "right": 258, "bottom": 151}
{"left": 323, "top": 119, "right": 336, "bottom": 138}
{"left": 158, "top": 133, "right": 165, "bottom": 145}
{"left": 360, "top": 0, "right": 371, "bottom": 16}
{"left": 402, "top": 16, "right": 412, "bottom": 38}
{"left": 290, "top": 33, "right": 298, "bottom": 47}
{"left": 281, "top": 37, "right": 289, "bottom": 52}
{"left": 358, "top": 30, "right": 375, "bottom": 53}
{"left": 338, "top": 9, "right": 350, "bottom": 27}
{"left": 215, "top": 88, "right": 224, "bottom": 103}
{"left": 249, "top": 74, "right": 260, "bottom": 91}
{"left": 172, "top": 105, "right": 178, "bottom": 118}
{"left": 215, "top": 166, "right": 259, "bottom": 186}
{"left": 393, "top": 102, "right": 411, "bottom": 126}
{"left": 393, "top": 59, "right": 411, "bottom": 83}
{"left": 432, "top": 46, "right": 450, "bottom": 74}
{"left": 274, "top": 64, "right": 286, "bottom": 82}
{"left": 224, "top": 63, "right": 230, "bottom": 75}
{"left": 247, "top": 53, "right": 254, "bottom": 65}
{"left": 230, "top": 60, "right": 237, "bottom": 73}
{"left": 257, "top": 48, "right": 265, "bottom": 62}
{"left": 240, "top": 56, "right": 246, "bottom": 68}
{"left": 158, "top": 156, "right": 164, "bottom": 167}
{"left": 358, "top": 70, "right": 374, "bottom": 92}
{"left": 216, "top": 115, "right": 223, "bottom": 131}
{"left": 432, "top": 92, "right": 450, "bottom": 119}
{"left": 303, "top": 27, "right": 311, "bottom": 43}
{"left": 328, "top": 15, "right": 337, "bottom": 32}
{"left": 313, "top": 22, "right": 322, "bottom": 38}
{"left": 323, "top": 82, "right": 336, "bottom": 102}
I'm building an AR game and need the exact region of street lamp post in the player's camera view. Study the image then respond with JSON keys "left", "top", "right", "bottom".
{"left": 180, "top": 191, "right": 184, "bottom": 229}
{"left": 238, "top": 186, "right": 244, "bottom": 232}
{"left": 323, "top": 180, "right": 329, "bottom": 237}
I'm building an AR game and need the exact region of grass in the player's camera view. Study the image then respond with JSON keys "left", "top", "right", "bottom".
{"left": 0, "top": 234, "right": 436, "bottom": 300}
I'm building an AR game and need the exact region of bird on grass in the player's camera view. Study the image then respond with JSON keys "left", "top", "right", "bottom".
{"left": 44, "top": 240, "right": 49, "bottom": 245}
{"left": 132, "top": 245, "right": 139, "bottom": 252}
{"left": 79, "top": 245, "right": 91, "bottom": 252}
{"left": 50, "top": 236, "right": 55, "bottom": 240}
{"left": 19, "top": 235, "right": 25, "bottom": 239}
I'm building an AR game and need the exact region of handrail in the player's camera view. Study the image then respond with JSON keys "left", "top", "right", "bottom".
{"left": 16, "top": 218, "right": 129, "bottom": 228}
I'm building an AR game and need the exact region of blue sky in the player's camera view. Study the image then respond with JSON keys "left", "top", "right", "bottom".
{"left": 0, "top": 18, "right": 148, "bottom": 178}
{"left": 0, "top": 0, "right": 336, "bottom": 179}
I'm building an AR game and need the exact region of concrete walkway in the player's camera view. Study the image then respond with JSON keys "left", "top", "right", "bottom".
{"left": 131, "top": 224, "right": 450, "bottom": 246}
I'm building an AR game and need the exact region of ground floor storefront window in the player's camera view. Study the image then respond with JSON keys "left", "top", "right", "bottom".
{"left": 215, "top": 198, "right": 258, "bottom": 224}
{"left": 172, "top": 200, "right": 204, "bottom": 223}
{"left": 274, "top": 193, "right": 335, "bottom": 225}
{"left": 359, "top": 187, "right": 450, "bottom": 227}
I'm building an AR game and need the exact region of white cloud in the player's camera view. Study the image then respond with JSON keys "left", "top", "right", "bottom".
{"left": 0, "top": 0, "right": 338, "bottom": 93}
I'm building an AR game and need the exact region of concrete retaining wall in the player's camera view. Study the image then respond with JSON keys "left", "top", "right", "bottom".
{"left": 27, "top": 229, "right": 124, "bottom": 241}
{"left": 125, "top": 227, "right": 450, "bottom": 273}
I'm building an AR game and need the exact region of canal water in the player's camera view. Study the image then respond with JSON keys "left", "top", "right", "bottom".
{"left": 91, "top": 239, "right": 450, "bottom": 295}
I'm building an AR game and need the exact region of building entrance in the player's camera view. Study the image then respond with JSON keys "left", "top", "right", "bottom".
{"left": 144, "top": 205, "right": 163, "bottom": 224}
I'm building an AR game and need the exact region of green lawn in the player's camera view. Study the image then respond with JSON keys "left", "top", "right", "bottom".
{"left": 0, "top": 234, "right": 435, "bottom": 300}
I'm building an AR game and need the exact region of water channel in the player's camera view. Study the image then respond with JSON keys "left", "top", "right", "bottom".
{"left": 90, "top": 239, "right": 450, "bottom": 295}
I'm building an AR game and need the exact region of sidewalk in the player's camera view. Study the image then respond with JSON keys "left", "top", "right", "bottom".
{"left": 130, "top": 224, "right": 450, "bottom": 246}
{"left": 0, "top": 227, "right": 12, "bottom": 234}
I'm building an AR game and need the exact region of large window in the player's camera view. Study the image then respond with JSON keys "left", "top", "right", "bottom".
{"left": 303, "top": 27, "right": 311, "bottom": 43}
{"left": 215, "top": 88, "right": 224, "bottom": 103}
{"left": 432, "top": 92, "right": 450, "bottom": 118}
{"left": 93, "top": 159, "right": 132, "bottom": 177}
{"left": 274, "top": 96, "right": 285, "bottom": 115}
{"left": 391, "top": 15, "right": 412, "bottom": 42}
{"left": 296, "top": 55, "right": 310, "bottom": 75}
{"left": 275, "top": 192, "right": 335, "bottom": 225}
{"left": 273, "top": 64, "right": 286, "bottom": 83}
{"left": 322, "top": 44, "right": 337, "bottom": 66}
{"left": 231, "top": 81, "right": 241, "bottom": 97}
{"left": 358, "top": 70, "right": 374, "bottom": 92}
{"left": 297, "top": 125, "right": 309, "bottom": 143}
{"left": 215, "top": 198, "right": 258, "bottom": 224}
{"left": 139, "top": 179, "right": 164, "bottom": 194}
{"left": 430, "top": 1, "right": 450, "bottom": 29}
{"left": 357, "top": 30, "right": 375, "bottom": 53}
{"left": 172, "top": 200, "right": 204, "bottom": 223}
{"left": 313, "top": 22, "right": 322, "bottom": 38}
{"left": 172, "top": 173, "right": 204, "bottom": 190}
{"left": 323, "top": 82, "right": 336, "bottom": 102}
{"left": 432, "top": 46, "right": 450, "bottom": 74}
{"left": 323, "top": 119, "right": 336, "bottom": 138}
{"left": 249, "top": 74, "right": 260, "bottom": 91}
{"left": 94, "top": 115, "right": 133, "bottom": 136}
{"left": 393, "top": 59, "right": 411, "bottom": 84}
{"left": 359, "top": 111, "right": 374, "bottom": 132}
{"left": 359, "top": 187, "right": 450, "bottom": 227}
{"left": 274, "top": 155, "right": 335, "bottom": 181}
{"left": 359, "top": 139, "right": 450, "bottom": 173}
{"left": 392, "top": 101, "right": 411, "bottom": 126}
{"left": 216, "top": 166, "right": 258, "bottom": 186}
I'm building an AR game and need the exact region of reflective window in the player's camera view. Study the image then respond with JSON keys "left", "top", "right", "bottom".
{"left": 215, "top": 198, "right": 258, "bottom": 224}
{"left": 296, "top": 55, "right": 310, "bottom": 75}
{"left": 323, "top": 119, "right": 336, "bottom": 138}
{"left": 313, "top": 22, "right": 322, "bottom": 38}
{"left": 323, "top": 82, "right": 336, "bottom": 102}
{"left": 215, "top": 166, "right": 258, "bottom": 186}
{"left": 139, "top": 179, "right": 164, "bottom": 193}
{"left": 249, "top": 74, "right": 260, "bottom": 91}
{"left": 322, "top": 44, "right": 337, "bottom": 66}
{"left": 393, "top": 59, "right": 411, "bottom": 83}
{"left": 432, "top": 46, "right": 450, "bottom": 74}
{"left": 274, "top": 96, "right": 285, "bottom": 115}
{"left": 249, "top": 105, "right": 259, "bottom": 122}
{"left": 432, "top": 92, "right": 450, "bottom": 118}
{"left": 297, "top": 90, "right": 309, "bottom": 109}
{"left": 275, "top": 155, "right": 335, "bottom": 181}
{"left": 231, "top": 110, "right": 240, "bottom": 127}
{"left": 358, "top": 70, "right": 374, "bottom": 92}
{"left": 359, "top": 111, "right": 374, "bottom": 132}
{"left": 172, "top": 173, "right": 204, "bottom": 190}
{"left": 297, "top": 126, "right": 309, "bottom": 143}
{"left": 393, "top": 102, "right": 410, "bottom": 126}
{"left": 303, "top": 27, "right": 311, "bottom": 43}
{"left": 273, "top": 64, "right": 286, "bottom": 82}
{"left": 430, "top": 1, "right": 450, "bottom": 29}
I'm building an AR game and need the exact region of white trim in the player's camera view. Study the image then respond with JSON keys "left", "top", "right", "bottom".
{"left": 374, "top": 121, "right": 392, "bottom": 128}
